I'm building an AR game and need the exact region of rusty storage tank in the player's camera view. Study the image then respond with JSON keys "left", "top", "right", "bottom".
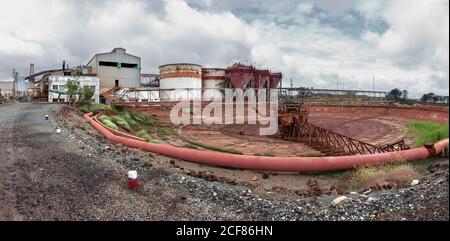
{"left": 253, "top": 69, "right": 270, "bottom": 89}
{"left": 202, "top": 68, "right": 225, "bottom": 101}
{"left": 225, "top": 65, "right": 254, "bottom": 89}
{"left": 269, "top": 72, "right": 282, "bottom": 89}
{"left": 159, "top": 63, "right": 202, "bottom": 101}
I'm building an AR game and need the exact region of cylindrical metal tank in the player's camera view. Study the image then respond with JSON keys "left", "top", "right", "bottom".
{"left": 202, "top": 68, "right": 225, "bottom": 101}
{"left": 253, "top": 69, "right": 270, "bottom": 89}
{"left": 159, "top": 63, "right": 202, "bottom": 101}
{"left": 225, "top": 65, "right": 254, "bottom": 89}
{"left": 269, "top": 72, "right": 282, "bottom": 89}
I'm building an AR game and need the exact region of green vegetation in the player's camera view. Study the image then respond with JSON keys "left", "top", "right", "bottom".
{"left": 136, "top": 130, "right": 161, "bottom": 144}
{"left": 179, "top": 136, "right": 244, "bottom": 155}
{"left": 350, "top": 160, "right": 419, "bottom": 190}
{"left": 65, "top": 79, "right": 81, "bottom": 106}
{"left": 98, "top": 115, "right": 118, "bottom": 131}
{"left": 184, "top": 144, "right": 200, "bottom": 150}
{"left": 407, "top": 121, "right": 449, "bottom": 147}
{"left": 130, "top": 112, "right": 160, "bottom": 126}
{"left": 309, "top": 170, "right": 350, "bottom": 179}
{"left": 156, "top": 127, "right": 178, "bottom": 140}
{"left": 297, "top": 152, "right": 325, "bottom": 157}
{"left": 77, "top": 103, "right": 115, "bottom": 114}
{"left": 111, "top": 116, "right": 132, "bottom": 132}
{"left": 254, "top": 153, "right": 276, "bottom": 157}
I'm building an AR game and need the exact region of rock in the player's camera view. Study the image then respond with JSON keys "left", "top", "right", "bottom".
{"left": 213, "top": 192, "right": 218, "bottom": 197}
{"left": 362, "top": 189, "right": 372, "bottom": 195}
{"left": 331, "top": 196, "right": 350, "bottom": 206}
{"left": 350, "top": 192, "right": 358, "bottom": 196}
{"left": 367, "top": 197, "right": 377, "bottom": 202}
{"left": 252, "top": 176, "right": 258, "bottom": 181}
{"left": 411, "top": 180, "right": 420, "bottom": 186}
{"left": 262, "top": 173, "right": 270, "bottom": 179}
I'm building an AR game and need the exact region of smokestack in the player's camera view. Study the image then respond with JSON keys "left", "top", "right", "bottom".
{"left": 30, "top": 63, "right": 35, "bottom": 76}
{"left": 63, "top": 61, "right": 66, "bottom": 70}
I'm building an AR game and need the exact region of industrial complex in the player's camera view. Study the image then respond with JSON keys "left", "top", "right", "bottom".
{"left": 1, "top": 47, "right": 448, "bottom": 222}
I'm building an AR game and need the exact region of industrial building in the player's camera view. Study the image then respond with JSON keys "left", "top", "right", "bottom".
{"left": 48, "top": 76, "right": 100, "bottom": 103}
{"left": 85, "top": 48, "right": 141, "bottom": 94}
{"left": 0, "top": 81, "right": 13, "bottom": 97}
{"left": 20, "top": 48, "right": 284, "bottom": 105}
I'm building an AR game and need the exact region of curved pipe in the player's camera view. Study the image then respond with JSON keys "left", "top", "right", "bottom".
{"left": 84, "top": 113, "right": 449, "bottom": 173}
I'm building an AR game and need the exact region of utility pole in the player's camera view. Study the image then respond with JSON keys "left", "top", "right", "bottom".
{"left": 12, "top": 69, "right": 16, "bottom": 99}
{"left": 372, "top": 76, "right": 375, "bottom": 92}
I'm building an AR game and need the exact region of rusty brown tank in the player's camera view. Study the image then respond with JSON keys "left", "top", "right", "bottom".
{"left": 269, "top": 72, "right": 282, "bottom": 88}
{"left": 253, "top": 69, "right": 270, "bottom": 89}
{"left": 225, "top": 65, "right": 254, "bottom": 89}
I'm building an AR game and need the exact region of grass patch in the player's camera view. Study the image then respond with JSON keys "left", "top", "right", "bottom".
{"left": 309, "top": 170, "right": 351, "bottom": 179}
{"left": 297, "top": 152, "right": 325, "bottom": 157}
{"left": 130, "top": 111, "right": 160, "bottom": 126}
{"left": 136, "top": 130, "right": 162, "bottom": 144}
{"left": 98, "top": 115, "right": 118, "bottom": 131}
{"left": 111, "top": 116, "right": 132, "bottom": 132}
{"left": 407, "top": 121, "right": 449, "bottom": 147}
{"left": 77, "top": 103, "right": 116, "bottom": 114}
{"left": 179, "top": 136, "right": 244, "bottom": 155}
{"left": 254, "top": 153, "right": 276, "bottom": 157}
{"left": 350, "top": 160, "right": 420, "bottom": 190}
{"left": 184, "top": 144, "right": 200, "bottom": 150}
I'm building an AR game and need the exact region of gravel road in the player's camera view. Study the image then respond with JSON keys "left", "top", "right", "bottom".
{"left": 0, "top": 103, "right": 448, "bottom": 221}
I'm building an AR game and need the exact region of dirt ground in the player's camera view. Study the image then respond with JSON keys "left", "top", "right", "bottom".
{"left": 130, "top": 104, "right": 448, "bottom": 156}
{"left": 1, "top": 103, "right": 448, "bottom": 221}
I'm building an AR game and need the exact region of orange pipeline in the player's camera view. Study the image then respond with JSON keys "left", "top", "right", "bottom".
{"left": 84, "top": 113, "right": 449, "bottom": 173}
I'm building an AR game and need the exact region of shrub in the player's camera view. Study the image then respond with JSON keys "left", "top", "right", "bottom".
{"left": 111, "top": 116, "right": 132, "bottom": 132}
{"left": 179, "top": 136, "right": 244, "bottom": 155}
{"left": 131, "top": 111, "right": 159, "bottom": 126}
{"left": 351, "top": 161, "right": 420, "bottom": 190}
{"left": 98, "top": 115, "right": 111, "bottom": 122}
{"left": 100, "top": 118, "right": 118, "bottom": 131}
{"left": 136, "top": 129, "right": 161, "bottom": 144}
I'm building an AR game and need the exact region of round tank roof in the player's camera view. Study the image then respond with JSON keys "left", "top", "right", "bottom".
{"left": 159, "top": 63, "right": 203, "bottom": 69}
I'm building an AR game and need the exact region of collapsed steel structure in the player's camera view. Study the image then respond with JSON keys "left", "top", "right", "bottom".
{"left": 278, "top": 103, "right": 411, "bottom": 156}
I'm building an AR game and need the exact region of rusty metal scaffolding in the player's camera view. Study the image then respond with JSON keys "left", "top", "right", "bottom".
{"left": 280, "top": 116, "right": 410, "bottom": 156}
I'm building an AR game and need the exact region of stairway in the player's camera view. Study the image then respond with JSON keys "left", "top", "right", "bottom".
{"left": 101, "top": 86, "right": 120, "bottom": 103}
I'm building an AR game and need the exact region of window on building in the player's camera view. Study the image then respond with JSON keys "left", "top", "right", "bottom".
{"left": 59, "top": 85, "right": 66, "bottom": 91}
{"left": 121, "top": 63, "right": 138, "bottom": 68}
{"left": 99, "top": 61, "right": 119, "bottom": 67}
{"left": 52, "top": 85, "right": 58, "bottom": 90}
{"left": 90, "top": 86, "right": 96, "bottom": 91}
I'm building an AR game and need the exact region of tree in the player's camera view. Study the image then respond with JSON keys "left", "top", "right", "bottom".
{"left": 78, "top": 86, "right": 95, "bottom": 106}
{"left": 421, "top": 93, "right": 435, "bottom": 103}
{"left": 401, "top": 90, "right": 408, "bottom": 103}
{"left": 65, "top": 79, "right": 80, "bottom": 106}
{"left": 387, "top": 88, "right": 403, "bottom": 102}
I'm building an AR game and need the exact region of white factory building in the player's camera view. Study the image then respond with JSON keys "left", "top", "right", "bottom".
{"left": 85, "top": 48, "right": 141, "bottom": 94}
{"left": 48, "top": 76, "right": 100, "bottom": 103}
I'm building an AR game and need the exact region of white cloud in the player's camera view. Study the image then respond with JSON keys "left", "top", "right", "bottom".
{"left": 0, "top": 0, "right": 448, "bottom": 98}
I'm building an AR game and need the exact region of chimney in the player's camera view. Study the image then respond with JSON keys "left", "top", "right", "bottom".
{"left": 63, "top": 60, "right": 66, "bottom": 70}
{"left": 30, "top": 63, "right": 35, "bottom": 76}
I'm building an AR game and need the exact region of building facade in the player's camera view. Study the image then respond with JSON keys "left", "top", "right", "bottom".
{"left": 48, "top": 76, "right": 100, "bottom": 103}
{"left": 0, "top": 81, "right": 13, "bottom": 97}
{"left": 85, "top": 48, "right": 141, "bottom": 94}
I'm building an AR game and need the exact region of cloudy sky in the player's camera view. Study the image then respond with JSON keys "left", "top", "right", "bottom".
{"left": 0, "top": 0, "right": 448, "bottom": 98}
